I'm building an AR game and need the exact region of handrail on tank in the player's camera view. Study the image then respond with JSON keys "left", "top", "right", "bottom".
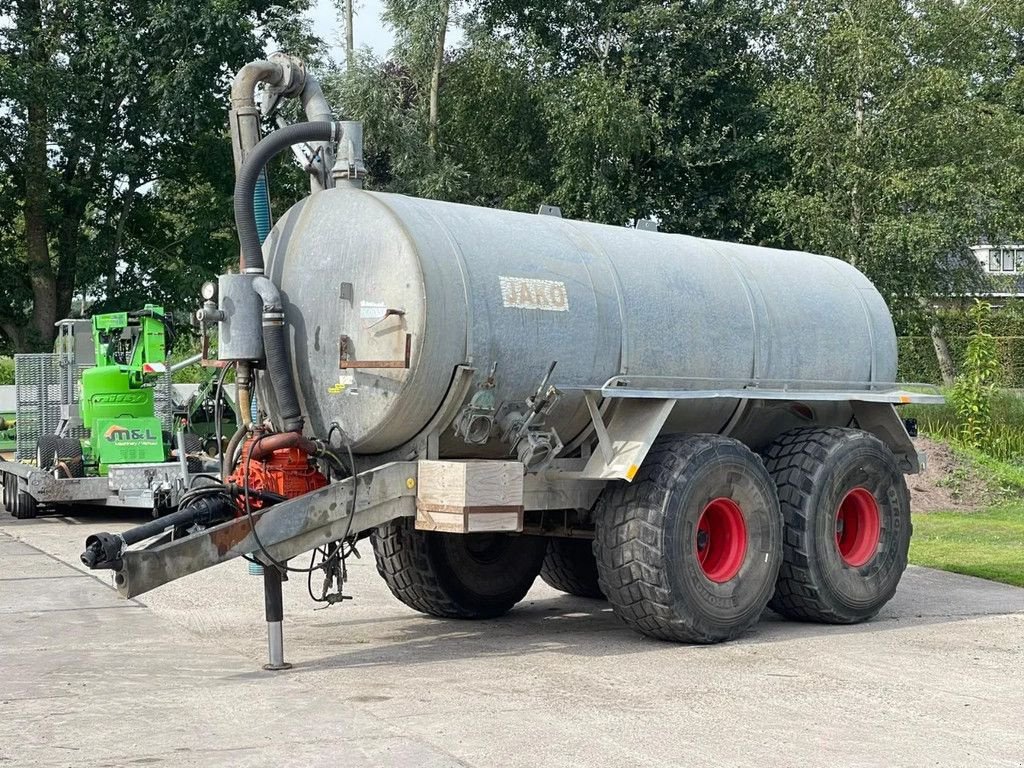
{"left": 596, "top": 374, "right": 943, "bottom": 393}
{"left": 559, "top": 375, "right": 945, "bottom": 405}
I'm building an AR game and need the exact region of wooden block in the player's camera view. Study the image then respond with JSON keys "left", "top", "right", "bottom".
{"left": 415, "top": 460, "right": 524, "bottom": 533}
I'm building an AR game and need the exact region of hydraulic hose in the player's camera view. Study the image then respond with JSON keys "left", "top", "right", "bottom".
{"left": 253, "top": 276, "right": 304, "bottom": 434}
{"left": 234, "top": 120, "right": 341, "bottom": 275}
{"left": 233, "top": 122, "right": 340, "bottom": 433}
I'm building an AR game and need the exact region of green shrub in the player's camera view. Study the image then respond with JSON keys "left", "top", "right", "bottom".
{"left": 949, "top": 301, "right": 1001, "bottom": 449}
{"left": 0, "top": 358, "right": 13, "bottom": 386}
{"left": 904, "top": 388, "right": 1024, "bottom": 465}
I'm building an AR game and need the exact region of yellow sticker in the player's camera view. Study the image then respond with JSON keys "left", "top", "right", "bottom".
{"left": 899, "top": 395, "right": 911, "bottom": 404}
{"left": 626, "top": 464, "right": 639, "bottom": 480}
{"left": 406, "top": 477, "right": 416, "bottom": 489}
{"left": 328, "top": 383, "right": 346, "bottom": 394}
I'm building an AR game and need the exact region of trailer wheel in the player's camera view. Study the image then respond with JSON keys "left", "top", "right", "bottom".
{"left": 12, "top": 487, "right": 38, "bottom": 520}
{"left": 763, "top": 428, "right": 911, "bottom": 624}
{"left": 181, "top": 433, "right": 205, "bottom": 473}
{"left": 594, "top": 434, "right": 782, "bottom": 643}
{"left": 57, "top": 438, "right": 85, "bottom": 478}
{"left": 539, "top": 538, "right": 605, "bottom": 599}
{"left": 371, "top": 519, "right": 547, "bottom": 619}
{"left": 2, "top": 472, "right": 11, "bottom": 511}
{"left": 36, "top": 435, "right": 60, "bottom": 471}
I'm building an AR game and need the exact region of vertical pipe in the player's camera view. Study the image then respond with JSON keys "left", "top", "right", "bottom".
{"left": 176, "top": 430, "right": 189, "bottom": 487}
{"left": 262, "top": 565, "right": 291, "bottom": 671}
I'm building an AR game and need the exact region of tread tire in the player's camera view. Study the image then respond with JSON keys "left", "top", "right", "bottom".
{"left": 12, "top": 488, "right": 38, "bottom": 519}
{"left": 764, "top": 427, "right": 911, "bottom": 624}
{"left": 57, "top": 438, "right": 85, "bottom": 478}
{"left": 182, "top": 433, "right": 205, "bottom": 473}
{"left": 36, "top": 435, "right": 60, "bottom": 471}
{"left": 540, "top": 538, "right": 605, "bottom": 599}
{"left": 594, "top": 434, "right": 782, "bottom": 644}
{"left": 371, "top": 519, "right": 547, "bottom": 619}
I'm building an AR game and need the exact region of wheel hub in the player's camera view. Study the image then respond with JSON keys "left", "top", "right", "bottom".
{"left": 835, "top": 487, "right": 881, "bottom": 567}
{"left": 695, "top": 497, "right": 748, "bottom": 583}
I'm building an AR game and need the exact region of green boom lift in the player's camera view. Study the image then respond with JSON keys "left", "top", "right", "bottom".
{"left": 80, "top": 306, "right": 173, "bottom": 472}
{"left": 35, "top": 305, "right": 188, "bottom": 477}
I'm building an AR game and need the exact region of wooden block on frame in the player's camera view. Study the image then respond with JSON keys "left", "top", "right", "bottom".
{"left": 415, "top": 460, "right": 524, "bottom": 533}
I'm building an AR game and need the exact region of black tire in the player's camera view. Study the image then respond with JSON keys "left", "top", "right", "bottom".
{"left": 371, "top": 519, "right": 548, "bottom": 619}
{"left": 539, "top": 538, "right": 605, "bottom": 599}
{"left": 763, "top": 427, "right": 911, "bottom": 624}
{"left": 182, "top": 433, "right": 205, "bottom": 473}
{"left": 57, "top": 438, "right": 85, "bottom": 478}
{"left": 2, "top": 472, "right": 11, "bottom": 511}
{"left": 12, "top": 488, "right": 38, "bottom": 519}
{"left": 36, "top": 435, "right": 60, "bottom": 471}
{"left": 594, "top": 434, "right": 783, "bottom": 644}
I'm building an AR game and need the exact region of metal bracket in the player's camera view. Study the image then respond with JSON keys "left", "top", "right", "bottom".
{"left": 113, "top": 461, "right": 418, "bottom": 598}
{"left": 339, "top": 333, "right": 412, "bottom": 370}
{"left": 573, "top": 396, "right": 676, "bottom": 481}
{"left": 851, "top": 401, "right": 921, "bottom": 474}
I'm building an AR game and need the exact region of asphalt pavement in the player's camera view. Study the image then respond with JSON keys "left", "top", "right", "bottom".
{"left": 1, "top": 507, "right": 1022, "bottom": 767}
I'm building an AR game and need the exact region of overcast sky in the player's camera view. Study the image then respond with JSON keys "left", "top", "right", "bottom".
{"left": 307, "top": 0, "right": 464, "bottom": 61}
{"left": 309, "top": 0, "right": 392, "bottom": 59}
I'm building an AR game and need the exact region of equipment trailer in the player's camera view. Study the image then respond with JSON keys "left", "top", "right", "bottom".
{"left": 80, "top": 54, "right": 942, "bottom": 669}
{"left": 1, "top": 308, "right": 217, "bottom": 519}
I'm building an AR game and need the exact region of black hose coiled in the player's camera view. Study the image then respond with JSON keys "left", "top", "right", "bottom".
{"left": 233, "top": 121, "right": 340, "bottom": 274}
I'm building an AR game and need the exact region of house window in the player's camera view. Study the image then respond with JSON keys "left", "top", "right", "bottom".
{"left": 1004, "top": 249, "right": 1017, "bottom": 273}
{"left": 989, "top": 250, "right": 1001, "bottom": 271}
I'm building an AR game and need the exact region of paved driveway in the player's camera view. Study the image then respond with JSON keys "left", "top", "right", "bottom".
{"left": 1, "top": 509, "right": 1022, "bottom": 767}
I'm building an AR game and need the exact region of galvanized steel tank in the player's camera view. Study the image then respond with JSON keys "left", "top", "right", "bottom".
{"left": 263, "top": 188, "right": 897, "bottom": 455}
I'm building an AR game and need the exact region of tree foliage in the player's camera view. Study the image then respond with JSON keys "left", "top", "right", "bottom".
{"left": 0, "top": 0, "right": 315, "bottom": 352}
{"left": 759, "top": 0, "right": 1024, "bottom": 326}
{"left": 329, "top": 0, "right": 777, "bottom": 236}
{"left": 5, "top": 0, "right": 1024, "bottom": 366}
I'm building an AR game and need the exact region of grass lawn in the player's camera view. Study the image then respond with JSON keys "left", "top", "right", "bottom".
{"left": 910, "top": 504, "right": 1024, "bottom": 588}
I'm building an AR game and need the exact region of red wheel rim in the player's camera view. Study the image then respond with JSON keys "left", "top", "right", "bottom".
{"left": 836, "top": 487, "right": 881, "bottom": 567}
{"left": 695, "top": 497, "right": 748, "bottom": 583}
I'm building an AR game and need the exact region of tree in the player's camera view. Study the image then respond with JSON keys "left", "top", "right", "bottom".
{"left": 759, "top": 0, "right": 1024, "bottom": 329}
{"left": 0, "top": 0, "right": 316, "bottom": 352}
{"left": 329, "top": 1, "right": 776, "bottom": 237}
{"left": 472, "top": 0, "right": 778, "bottom": 235}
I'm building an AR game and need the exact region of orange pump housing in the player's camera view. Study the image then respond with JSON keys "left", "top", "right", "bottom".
{"left": 229, "top": 441, "right": 328, "bottom": 511}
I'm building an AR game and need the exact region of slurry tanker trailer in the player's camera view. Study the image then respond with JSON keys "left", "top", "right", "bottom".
{"left": 81, "top": 54, "right": 941, "bottom": 669}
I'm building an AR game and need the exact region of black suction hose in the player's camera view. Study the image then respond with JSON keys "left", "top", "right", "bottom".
{"left": 234, "top": 121, "right": 341, "bottom": 274}
{"left": 233, "top": 121, "right": 341, "bottom": 433}
{"left": 254, "top": 276, "right": 303, "bottom": 434}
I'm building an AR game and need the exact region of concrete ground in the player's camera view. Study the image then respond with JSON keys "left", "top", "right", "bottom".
{"left": 1, "top": 508, "right": 1022, "bottom": 768}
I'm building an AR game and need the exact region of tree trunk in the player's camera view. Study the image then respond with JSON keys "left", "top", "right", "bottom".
{"left": 918, "top": 298, "right": 956, "bottom": 386}
{"left": 849, "top": 93, "right": 864, "bottom": 269}
{"left": 19, "top": 0, "right": 57, "bottom": 350}
{"left": 344, "top": 0, "right": 354, "bottom": 69}
{"left": 930, "top": 321, "right": 956, "bottom": 387}
{"left": 427, "top": 1, "right": 450, "bottom": 153}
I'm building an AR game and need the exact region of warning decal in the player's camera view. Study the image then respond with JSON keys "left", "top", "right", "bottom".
{"left": 499, "top": 276, "right": 569, "bottom": 312}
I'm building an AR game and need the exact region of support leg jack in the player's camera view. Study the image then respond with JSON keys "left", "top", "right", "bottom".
{"left": 262, "top": 564, "right": 292, "bottom": 671}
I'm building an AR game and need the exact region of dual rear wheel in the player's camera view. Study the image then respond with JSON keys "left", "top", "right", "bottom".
{"left": 371, "top": 428, "right": 911, "bottom": 642}
{"left": 595, "top": 429, "right": 911, "bottom": 642}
